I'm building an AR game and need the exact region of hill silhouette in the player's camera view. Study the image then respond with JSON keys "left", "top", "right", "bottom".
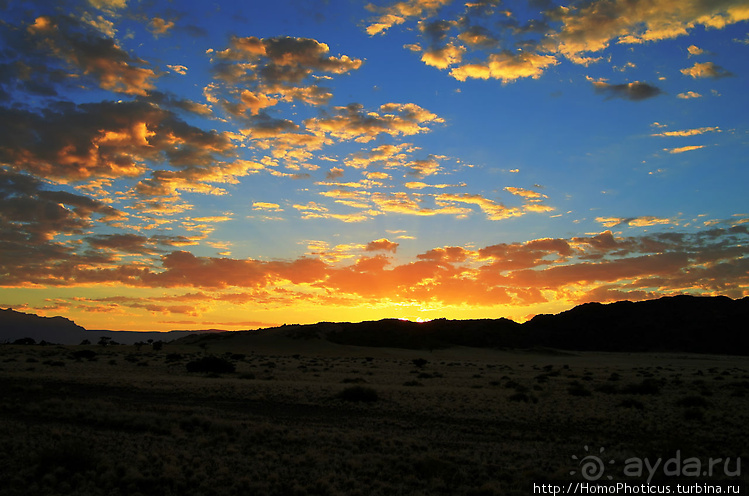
{"left": 0, "top": 308, "right": 217, "bottom": 345}
{"left": 3, "top": 295, "right": 748, "bottom": 354}
{"left": 177, "top": 295, "right": 749, "bottom": 355}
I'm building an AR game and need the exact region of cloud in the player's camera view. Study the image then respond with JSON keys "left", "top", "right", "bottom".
{"left": 365, "top": 0, "right": 453, "bottom": 35}
{"left": 681, "top": 61, "right": 733, "bottom": 79}
{"left": 591, "top": 80, "right": 663, "bottom": 101}
{"left": 450, "top": 51, "right": 558, "bottom": 82}
{"left": 166, "top": 64, "right": 188, "bottom": 75}
{"left": 596, "top": 216, "right": 676, "bottom": 228}
{"left": 366, "top": 238, "right": 399, "bottom": 252}
{"left": 252, "top": 202, "right": 283, "bottom": 212}
{"left": 436, "top": 193, "right": 522, "bottom": 220}
{"left": 5, "top": 222, "right": 748, "bottom": 312}
{"left": 677, "top": 91, "right": 702, "bottom": 99}
{"left": 344, "top": 143, "right": 414, "bottom": 169}
{"left": 305, "top": 103, "right": 444, "bottom": 143}
{"left": 325, "top": 167, "right": 345, "bottom": 180}
{"left": 148, "top": 17, "right": 174, "bottom": 37}
{"left": 365, "top": 0, "right": 749, "bottom": 85}
{"left": 651, "top": 126, "right": 720, "bottom": 137}
{"left": 208, "top": 36, "right": 363, "bottom": 118}
{"left": 421, "top": 44, "right": 465, "bottom": 69}
{"left": 0, "top": 100, "right": 234, "bottom": 182}
{"left": 504, "top": 186, "right": 547, "bottom": 200}
{"left": 664, "top": 145, "right": 706, "bottom": 154}
{"left": 25, "top": 14, "right": 157, "bottom": 96}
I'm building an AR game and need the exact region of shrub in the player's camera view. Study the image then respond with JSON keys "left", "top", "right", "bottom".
{"left": 341, "top": 377, "right": 368, "bottom": 384}
{"left": 617, "top": 398, "right": 645, "bottom": 410}
{"left": 186, "top": 356, "right": 236, "bottom": 374}
{"left": 411, "top": 358, "right": 429, "bottom": 369}
{"left": 336, "top": 385, "right": 379, "bottom": 403}
{"left": 621, "top": 378, "right": 661, "bottom": 395}
{"left": 508, "top": 392, "right": 531, "bottom": 402}
{"left": 71, "top": 349, "right": 97, "bottom": 361}
{"left": 684, "top": 408, "right": 705, "bottom": 421}
{"left": 675, "top": 395, "right": 710, "bottom": 408}
{"left": 403, "top": 380, "right": 424, "bottom": 387}
{"left": 594, "top": 383, "right": 619, "bottom": 394}
{"left": 567, "top": 382, "right": 592, "bottom": 397}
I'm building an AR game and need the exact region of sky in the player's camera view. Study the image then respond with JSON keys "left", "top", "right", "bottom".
{"left": 0, "top": 0, "right": 748, "bottom": 332}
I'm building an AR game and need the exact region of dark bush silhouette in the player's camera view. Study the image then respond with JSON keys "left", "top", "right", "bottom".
{"left": 341, "top": 377, "right": 368, "bottom": 384}
{"left": 567, "top": 382, "right": 592, "bottom": 396}
{"left": 621, "top": 378, "right": 661, "bottom": 395}
{"left": 13, "top": 337, "right": 36, "bottom": 345}
{"left": 71, "top": 349, "right": 97, "bottom": 361}
{"left": 403, "top": 380, "right": 424, "bottom": 387}
{"left": 412, "top": 358, "right": 429, "bottom": 368}
{"left": 508, "top": 392, "right": 531, "bottom": 402}
{"left": 336, "top": 385, "right": 379, "bottom": 402}
{"left": 618, "top": 398, "right": 645, "bottom": 410}
{"left": 676, "top": 395, "right": 710, "bottom": 408}
{"left": 186, "top": 356, "right": 236, "bottom": 374}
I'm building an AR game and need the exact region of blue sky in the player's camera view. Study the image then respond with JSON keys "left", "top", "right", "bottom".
{"left": 1, "top": 0, "right": 747, "bottom": 331}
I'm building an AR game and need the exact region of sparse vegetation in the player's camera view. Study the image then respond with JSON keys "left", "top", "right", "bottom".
{"left": 0, "top": 341, "right": 746, "bottom": 496}
{"left": 185, "top": 355, "right": 236, "bottom": 374}
{"left": 336, "top": 385, "right": 379, "bottom": 403}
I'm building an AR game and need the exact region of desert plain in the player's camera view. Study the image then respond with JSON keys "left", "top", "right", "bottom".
{"left": 1, "top": 331, "right": 747, "bottom": 496}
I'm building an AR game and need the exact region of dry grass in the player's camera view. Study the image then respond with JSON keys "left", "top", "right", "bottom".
{"left": 0, "top": 342, "right": 747, "bottom": 495}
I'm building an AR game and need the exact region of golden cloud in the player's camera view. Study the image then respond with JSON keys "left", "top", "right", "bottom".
{"left": 652, "top": 126, "right": 720, "bottom": 137}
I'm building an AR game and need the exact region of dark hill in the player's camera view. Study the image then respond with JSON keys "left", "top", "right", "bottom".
{"left": 0, "top": 308, "right": 87, "bottom": 344}
{"left": 174, "top": 295, "right": 749, "bottom": 355}
{"left": 0, "top": 308, "right": 218, "bottom": 345}
{"left": 522, "top": 295, "right": 749, "bottom": 354}
{"left": 4, "top": 295, "right": 749, "bottom": 354}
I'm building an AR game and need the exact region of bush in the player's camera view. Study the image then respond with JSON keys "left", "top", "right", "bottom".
{"left": 186, "top": 356, "right": 236, "bottom": 374}
{"left": 567, "top": 382, "right": 592, "bottom": 397}
{"left": 403, "top": 380, "right": 424, "bottom": 387}
{"left": 336, "top": 385, "right": 379, "bottom": 403}
{"left": 411, "top": 358, "right": 429, "bottom": 369}
{"left": 71, "top": 349, "right": 97, "bottom": 361}
{"left": 617, "top": 398, "right": 645, "bottom": 410}
{"left": 676, "top": 395, "right": 710, "bottom": 408}
{"left": 621, "top": 378, "right": 661, "bottom": 395}
{"left": 508, "top": 392, "right": 531, "bottom": 402}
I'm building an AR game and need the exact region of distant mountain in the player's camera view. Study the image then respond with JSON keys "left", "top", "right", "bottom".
{"left": 176, "top": 295, "right": 749, "bottom": 355}
{"left": 0, "top": 308, "right": 219, "bottom": 345}
{"left": 522, "top": 295, "right": 749, "bottom": 354}
{"left": 4, "top": 295, "right": 749, "bottom": 353}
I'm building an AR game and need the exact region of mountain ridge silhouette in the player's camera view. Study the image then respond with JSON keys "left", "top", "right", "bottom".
{"left": 2, "top": 295, "right": 748, "bottom": 354}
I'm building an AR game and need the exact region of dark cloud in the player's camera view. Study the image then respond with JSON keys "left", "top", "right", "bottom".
{"left": 0, "top": 100, "right": 234, "bottom": 181}
{"left": 0, "top": 167, "right": 124, "bottom": 286}
{"left": 21, "top": 14, "right": 157, "bottom": 95}
{"left": 592, "top": 81, "right": 663, "bottom": 101}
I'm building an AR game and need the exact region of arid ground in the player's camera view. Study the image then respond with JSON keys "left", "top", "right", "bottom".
{"left": 1, "top": 335, "right": 747, "bottom": 495}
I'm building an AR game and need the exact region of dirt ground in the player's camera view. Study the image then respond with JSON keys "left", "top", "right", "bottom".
{"left": 1, "top": 339, "right": 747, "bottom": 495}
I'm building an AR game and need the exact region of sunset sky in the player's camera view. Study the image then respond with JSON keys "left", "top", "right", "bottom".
{"left": 1, "top": 0, "right": 748, "bottom": 332}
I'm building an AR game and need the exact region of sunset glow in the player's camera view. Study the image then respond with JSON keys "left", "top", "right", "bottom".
{"left": 1, "top": 0, "right": 747, "bottom": 331}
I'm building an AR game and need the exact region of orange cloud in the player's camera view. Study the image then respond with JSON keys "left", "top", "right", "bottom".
{"left": 148, "top": 17, "right": 174, "bottom": 37}
{"left": 366, "top": 0, "right": 453, "bottom": 36}
{"left": 27, "top": 15, "right": 157, "bottom": 96}
{"left": 305, "top": 103, "right": 444, "bottom": 143}
{"left": 450, "top": 51, "right": 558, "bottom": 82}
{"left": 664, "top": 145, "right": 706, "bottom": 154}
{"left": 681, "top": 61, "right": 733, "bottom": 79}
{"left": 366, "top": 238, "right": 399, "bottom": 252}
{"left": 652, "top": 126, "right": 720, "bottom": 137}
